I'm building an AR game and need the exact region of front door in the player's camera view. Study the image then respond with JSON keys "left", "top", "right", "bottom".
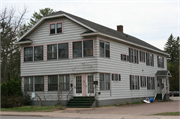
{"left": 86, "top": 74, "right": 94, "bottom": 96}
{"left": 74, "top": 75, "right": 82, "bottom": 96}
{"left": 157, "top": 79, "right": 162, "bottom": 93}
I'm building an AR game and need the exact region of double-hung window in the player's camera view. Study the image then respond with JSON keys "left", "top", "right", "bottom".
{"left": 140, "top": 76, "right": 146, "bottom": 87}
{"left": 73, "top": 40, "right": 93, "bottom": 58}
{"left": 121, "top": 54, "right": 128, "bottom": 61}
{"left": 157, "top": 55, "right": 164, "bottom": 68}
{"left": 140, "top": 51, "right": 145, "bottom": 62}
{"left": 147, "top": 77, "right": 155, "bottom": 90}
{"left": 47, "top": 43, "right": 69, "bottom": 60}
{"left": 100, "top": 73, "right": 110, "bottom": 90}
{"left": 24, "top": 47, "right": 33, "bottom": 62}
{"left": 24, "top": 77, "right": 33, "bottom": 92}
{"left": 130, "top": 75, "right": 139, "bottom": 90}
{"left": 59, "top": 75, "right": 69, "bottom": 91}
{"left": 47, "top": 44, "right": 57, "bottom": 60}
{"left": 34, "top": 46, "right": 43, "bottom": 61}
{"left": 48, "top": 75, "right": 69, "bottom": 91}
{"left": 35, "top": 76, "right": 44, "bottom": 91}
{"left": 50, "top": 22, "right": 62, "bottom": 34}
{"left": 129, "top": 48, "right": 138, "bottom": 63}
{"left": 24, "top": 46, "right": 43, "bottom": 62}
{"left": 100, "top": 40, "right": 110, "bottom": 58}
{"left": 48, "top": 75, "right": 58, "bottom": 91}
{"left": 146, "top": 53, "right": 154, "bottom": 66}
{"left": 112, "top": 73, "right": 121, "bottom": 81}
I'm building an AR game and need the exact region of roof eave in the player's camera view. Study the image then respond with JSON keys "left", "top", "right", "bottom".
{"left": 15, "top": 41, "right": 33, "bottom": 45}
{"left": 81, "top": 32, "right": 169, "bottom": 56}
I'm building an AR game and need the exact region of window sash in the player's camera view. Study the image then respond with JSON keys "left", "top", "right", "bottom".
{"left": 24, "top": 77, "right": 33, "bottom": 92}
{"left": 100, "top": 40, "right": 110, "bottom": 58}
{"left": 47, "top": 44, "right": 57, "bottom": 60}
{"left": 24, "top": 47, "right": 33, "bottom": 62}
{"left": 50, "top": 24, "right": 55, "bottom": 34}
{"left": 48, "top": 76, "right": 58, "bottom": 91}
{"left": 83, "top": 40, "right": 93, "bottom": 57}
{"left": 100, "top": 73, "right": 110, "bottom": 90}
{"left": 73, "top": 41, "right": 82, "bottom": 58}
{"left": 34, "top": 46, "right": 43, "bottom": 61}
{"left": 57, "top": 23, "right": 62, "bottom": 33}
{"left": 59, "top": 75, "right": 69, "bottom": 91}
{"left": 58, "top": 43, "right": 68, "bottom": 59}
{"left": 35, "top": 76, "right": 44, "bottom": 91}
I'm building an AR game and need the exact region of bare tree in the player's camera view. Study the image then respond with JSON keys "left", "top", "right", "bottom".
{"left": 0, "top": 7, "right": 27, "bottom": 82}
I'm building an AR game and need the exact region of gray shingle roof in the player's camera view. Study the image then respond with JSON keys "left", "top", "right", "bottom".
{"left": 156, "top": 70, "right": 171, "bottom": 77}
{"left": 46, "top": 11, "right": 164, "bottom": 53}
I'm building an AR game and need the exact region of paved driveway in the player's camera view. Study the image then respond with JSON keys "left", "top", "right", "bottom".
{"left": 63, "top": 97, "right": 180, "bottom": 115}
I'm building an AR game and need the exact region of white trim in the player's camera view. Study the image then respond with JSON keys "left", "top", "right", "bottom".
{"left": 15, "top": 41, "right": 32, "bottom": 45}
{"left": 17, "top": 14, "right": 96, "bottom": 42}
{"left": 81, "top": 32, "right": 169, "bottom": 56}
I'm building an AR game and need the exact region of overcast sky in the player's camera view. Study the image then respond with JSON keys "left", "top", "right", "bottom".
{"left": 1, "top": 0, "right": 179, "bottom": 50}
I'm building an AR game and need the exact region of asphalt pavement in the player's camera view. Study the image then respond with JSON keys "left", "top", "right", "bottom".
{"left": 1, "top": 97, "right": 180, "bottom": 119}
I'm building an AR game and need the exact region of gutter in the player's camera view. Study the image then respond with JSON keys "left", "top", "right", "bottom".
{"left": 81, "top": 32, "right": 169, "bottom": 56}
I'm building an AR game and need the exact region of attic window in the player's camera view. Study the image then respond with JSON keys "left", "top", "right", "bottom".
{"left": 49, "top": 21, "right": 63, "bottom": 34}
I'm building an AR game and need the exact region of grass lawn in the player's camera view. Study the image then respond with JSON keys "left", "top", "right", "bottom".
{"left": 1, "top": 105, "right": 65, "bottom": 112}
{"left": 153, "top": 112, "right": 180, "bottom": 116}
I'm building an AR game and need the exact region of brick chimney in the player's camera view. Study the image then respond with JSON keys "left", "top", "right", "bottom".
{"left": 117, "top": 25, "right": 123, "bottom": 33}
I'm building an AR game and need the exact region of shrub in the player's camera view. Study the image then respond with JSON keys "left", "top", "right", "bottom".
{"left": 23, "top": 92, "right": 32, "bottom": 106}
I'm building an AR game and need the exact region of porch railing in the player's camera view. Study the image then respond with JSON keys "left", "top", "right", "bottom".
{"left": 89, "top": 85, "right": 96, "bottom": 105}
{"left": 66, "top": 87, "right": 73, "bottom": 104}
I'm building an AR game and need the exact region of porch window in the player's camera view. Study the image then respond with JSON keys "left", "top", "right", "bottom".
{"left": 58, "top": 43, "right": 68, "bottom": 59}
{"left": 140, "top": 76, "right": 146, "bottom": 87}
{"left": 100, "top": 40, "right": 110, "bottom": 58}
{"left": 73, "top": 40, "right": 93, "bottom": 58}
{"left": 24, "top": 47, "right": 33, "bottom": 62}
{"left": 48, "top": 75, "right": 58, "bottom": 91}
{"left": 73, "top": 41, "right": 82, "bottom": 58}
{"left": 83, "top": 40, "right": 93, "bottom": 57}
{"left": 34, "top": 46, "right": 43, "bottom": 61}
{"left": 146, "top": 53, "right": 154, "bottom": 66}
{"left": 157, "top": 55, "right": 164, "bottom": 68}
{"left": 129, "top": 48, "right": 138, "bottom": 64}
{"left": 24, "top": 77, "right": 33, "bottom": 92}
{"left": 140, "top": 51, "right": 145, "bottom": 62}
{"left": 100, "top": 73, "right": 110, "bottom": 90}
{"left": 59, "top": 75, "right": 69, "bottom": 91}
{"left": 147, "top": 77, "right": 155, "bottom": 90}
{"left": 130, "top": 75, "right": 140, "bottom": 90}
{"left": 47, "top": 44, "right": 57, "bottom": 60}
{"left": 35, "top": 76, "right": 44, "bottom": 91}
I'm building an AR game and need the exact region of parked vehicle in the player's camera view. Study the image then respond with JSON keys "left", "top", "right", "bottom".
{"left": 172, "top": 91, "right": 179, "bottom": 96}
{"left": 169, "top": 91, "right": 174, "bottom": 96}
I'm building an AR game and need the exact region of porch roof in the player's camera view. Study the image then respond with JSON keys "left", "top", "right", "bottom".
{"left": 155, "top": 70, "right": 172, "bottom": 77}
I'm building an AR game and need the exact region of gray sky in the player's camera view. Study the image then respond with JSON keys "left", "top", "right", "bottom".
{"left": 1, "top": 0, "right": 179, "bottom": 50}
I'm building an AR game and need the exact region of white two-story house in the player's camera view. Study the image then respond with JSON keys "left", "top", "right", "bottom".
{"left": 17, "top": 11, "right": 171, "bottom": 107}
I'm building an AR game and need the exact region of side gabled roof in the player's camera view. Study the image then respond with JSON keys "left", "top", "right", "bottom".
{"left": 18, "top": 11, "right": 168, "bottom": 56}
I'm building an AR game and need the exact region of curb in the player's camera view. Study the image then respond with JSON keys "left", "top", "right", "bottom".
{"left": 1, "top": 114, "right": 49, "bottom": 117}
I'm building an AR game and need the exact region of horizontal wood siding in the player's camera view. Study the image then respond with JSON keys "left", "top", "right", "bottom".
{"left": 97, "top": 36, "right": 167, "bottom": 100}
{"left": 21, "top": 17, "right": 98, "bottom": 76}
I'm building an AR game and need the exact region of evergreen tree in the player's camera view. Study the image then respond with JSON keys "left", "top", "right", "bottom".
{"left": 28, "top": 8, "right": 55, "bottom": 28}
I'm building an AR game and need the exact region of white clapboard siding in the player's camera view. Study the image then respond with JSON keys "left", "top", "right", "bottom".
{"left": 97, "top": 36, "right": 167, "bottom": 100}
{"left": 21, "top": 16, "right": 167, "bottom": 101}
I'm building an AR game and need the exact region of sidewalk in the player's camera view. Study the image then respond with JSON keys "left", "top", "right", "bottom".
{"left": 1, "top": 97, "right": 180, "bottom": 119}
